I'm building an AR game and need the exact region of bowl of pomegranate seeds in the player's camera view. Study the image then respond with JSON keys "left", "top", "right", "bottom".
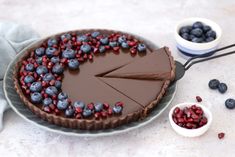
{"left": 169, "top": 102, "right": 212, "bottom": 137}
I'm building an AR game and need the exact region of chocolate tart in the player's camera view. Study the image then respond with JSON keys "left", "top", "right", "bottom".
{"left": 13, "top": 29, "right": 175, "bottom": 130}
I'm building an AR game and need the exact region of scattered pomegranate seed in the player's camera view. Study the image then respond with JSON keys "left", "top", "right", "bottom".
{"left": 196, "top": 96, "right": 202, "bottom": 102}
{"left": 218, "top": 132, "right": 225, "bottom": 139}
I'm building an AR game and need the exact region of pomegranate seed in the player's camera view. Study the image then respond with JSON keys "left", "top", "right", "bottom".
{"left": 88, "top": 54, "right": 93, "bottom": 60}
{"left": 218, "top": 132, "right": 225, "bottom": 139}
{"left": 173, "top": 107, "right": 180, "bottom": 114}
{"left": 76, "top": 41, "right": 82, "bottom": 46}
{"left": 130, "top": 48, "right": 137, "bottom": 54}
{"left": 83, "top": 54, "right": 88, "bottom": 59}
{"left": 54, "top": 109, "right": 60, "bottom": 115}
{"left": 113, "top": 47, "right": 120, "bottom": 52}
{"left": 26, "top": 90, "right": 30, "bottom": 95}
{"left": 101, "top": 111, "right": 107, "bottom": 118}
{"left": 43, "top": 106, "right": 51, "bottom": 113}
{"left": 107, "top": 108, "right": 113, "bottom": 115}
{"left": 115, "top": 102, "right": 124, "bottom": 107}
{"left": 93, "top": 47, "right": 99, "bottom": 54}
{"left": 76, "top": 114, "right": 82, "bottom": 119}
{"left": 87, "top": 103, "right": 94, "bottom": 110}
{"left": 103, "top": 103, "right": 110, "bottom": 110}
{"left": 196, "top": 96, "right": 202, "bottom": 102}
{"left": 76, "top": 107, "right": 83, "bottom": 113}
{"left": 177, "top": 118, "right": 184, "bottom": 123}
{"left": 52, "top": 95, "right": 57, "bottom": 100}
{"left": 49, "top": 104, "right": 56, "bottom": 110}
{"left": 128, "top": 41, "right": 136, "bottom": 46}
{"left": 49, "top": 80, "right": 55, "bottom": 86}
{"left": 95, "top": 112, "right": 101, "bottom": 119}
{"left": 43, "top": 93, "right": 48, "bottom": 98}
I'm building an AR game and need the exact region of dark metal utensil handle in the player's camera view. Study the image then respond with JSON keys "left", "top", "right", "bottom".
{"left": 184, "top": 44, "right": 235, "bottom": 66}
{"left": 185, "top": 49, "right": 235, "bottom": 70}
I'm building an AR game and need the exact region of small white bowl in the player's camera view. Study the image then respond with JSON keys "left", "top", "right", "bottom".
{"left": 175, "top": 17, "right": 222, "bottom": 56}
{"left": 169, "top": 102, "right": 212, "bottom": 137}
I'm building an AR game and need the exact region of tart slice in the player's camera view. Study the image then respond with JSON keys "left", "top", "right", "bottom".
{"left": 98, "top": 77, "right": 170, "bottom": 114}
{"left": 103, "top": 47, "right": 175, "bottom": 81}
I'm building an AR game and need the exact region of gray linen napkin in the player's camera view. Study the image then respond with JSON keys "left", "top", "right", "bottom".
{"left": 0, "top": 21, "right": 39, "bottom": 131}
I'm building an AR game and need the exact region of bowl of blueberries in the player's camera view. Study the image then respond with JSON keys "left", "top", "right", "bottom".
{"left": 175, "top": 17, "right": 222, "bottom": 57}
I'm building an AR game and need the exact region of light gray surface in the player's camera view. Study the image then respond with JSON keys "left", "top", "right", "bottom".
{"left": 0, "top": 0, "right": 235, "bottom": 156}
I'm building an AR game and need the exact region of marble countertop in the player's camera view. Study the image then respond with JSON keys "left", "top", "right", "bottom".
{"left": 1, "top": 0, "right": 235, "bottom": 156}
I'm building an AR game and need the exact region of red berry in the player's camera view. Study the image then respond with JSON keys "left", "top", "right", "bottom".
{"left": 43, "top": 106, "right": 51, "bottom": 113}
{"left": 103, "top": 103, "right": 110, "bottom": 110}
{"left": 196, "top": 96, "right": 202, "bottom": 102}
{"left": 87, "top": 103, "right": 94, "bottom": 110}
{"left": 76, "top": 107, "right": 83, "bottom": 113}
{"left": 218, "top": 132, "right": 225, "bottom": 139}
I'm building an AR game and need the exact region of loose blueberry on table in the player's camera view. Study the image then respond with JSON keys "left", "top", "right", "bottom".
{"left": 19, "top": 31, "right": 147, "bottom": 119}
{"left": 179, "top": 21, "right": 216, "bottom": 43}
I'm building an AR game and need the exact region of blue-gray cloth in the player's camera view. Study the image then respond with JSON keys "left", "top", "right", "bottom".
{"left": 0, "top": 22, "right": 39, "bottom": 131}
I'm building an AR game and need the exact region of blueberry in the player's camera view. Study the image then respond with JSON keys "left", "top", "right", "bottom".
{"left": 43, "top": 73, "right": 55, "bottom": 82}
{"left": 57, "top": 99, "right": 69, "bottom": 110}
{"left": 202, "top": 25, "right": 211, "bottom": 32}
{"left": 80, "top": 44, "right": 92, "bottom": 53}
{"left": 206, "top": 37, "right": 215, "bottom": 42}
{"left": 36, "top": 65, "right": 48, "bottom": 75}
{"left": 206, "top": 30, "right": 216, "bottom": 38}
{"left": 51, "top": 56, "right": 60, "bottom": 63}
{"left": 46, "top": 46, "right": 57, "bottom": 58}
{"left": 225, "top": 98, "right": 235, "bottom": 109}
{"left": 109, "top": 41, "right": 118, "bottom": 47}
{"left": 35, "top": 47, "right": 45, "bottom": 57}
{"left": 94, "top": 102, "right": 103, "bottom": 112}
{"left": 82, "top": 108, "right": 93, "bottom": 117}
{"left": 73, "top": 101, "right": 85, "bottom": 109}
{"left": 208, "top": 79, "right": 220, "bottom": 89}
{"left": 43, "top": 98, "right": 52, "bottom": 106}
{"left": 61, "top": 33, "right": 72, "bottom": 41}
{"left": 118, "top": 36, "right": 127, "bottom": 43}
{"left": 68, "top": 59, "right": 80, "bottom": 70}
{"left": 36, "top": 57, "right": 43, "bottom": 64}
{"left": 99, "top": 46, "right": 106, "bottom": 53}
{"left": 58, "top": 92, "right": 68, "bottom": 100}
{"left": 31, "top": 92, "right": 42, "bottom": 103}
{"left": 77, "top": 35, "right": 89, "bottom": 42}
{"left": 100, "top": 37, "right": 109, "bottom": 45}
{"left": 30, "top": 82, "right": 42, "bottom": 92}
{"left": 218, "top": 83, "right": 227, "bottom": 94}
{"left": 121, "top": 42, "right": 129, "bottom": 48}
{"left": 52, "top": 63, "right": 64, "bottom": 74}
{"left": 192, "top": 21, "right": 203, "bottom": 29}
{"left": 45, "top": 86, "right": 58, "bottom": 96}
{"left": 190, "top": 28, "right": 203, "bottom": 37}
{"left": 192, "top": 37, "right": 204, "bottom": 43}
{"left": 65, "top": 107, "right": 75, "bottom": 117}
{"left": 47, "top": 38, "right": 58, "bottom": 47}
{"left": 179, "top": 26, "right": 191, "bottom": 34}
{"left": 62, "top": 49, "right": 75, "bottom": 59}
{"left": 25, "top": 63, "right": 34, "bottom": 72}
{"left": 55, "top": 80, "right": 62, "bottom": 89}
{"left": 24, "top": 75, "right": 35, "bottom": 84}
{"left": 188, "top": 34, "right": 196, "bottom": 41}
{"left": 91, "top": 31, "right": 100, "bottom": 38}
{"left": 137, "top": 43, "right": 146, "bottom": 52}
{"left": 181, "top": 33, "right": 189, "bottom": 40}
{"left": 113, "top": 105, "right": 123, "bottom": 114}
